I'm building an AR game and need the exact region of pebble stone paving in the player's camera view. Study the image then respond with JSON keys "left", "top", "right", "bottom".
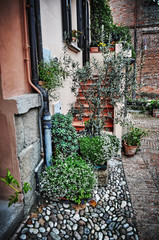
{"left": 11, "top": 158, "right": 139, "bottom": 240}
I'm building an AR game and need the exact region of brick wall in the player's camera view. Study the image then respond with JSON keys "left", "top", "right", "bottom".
{"left": 110, "top": 0, "right": 135, "bottom": 27}
{"left": 109, "top": 0, "right": 159, "bottom": 95}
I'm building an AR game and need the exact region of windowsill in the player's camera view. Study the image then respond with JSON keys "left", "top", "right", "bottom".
{"left": 68, "top": 42, "right": 81, "bottom": 53}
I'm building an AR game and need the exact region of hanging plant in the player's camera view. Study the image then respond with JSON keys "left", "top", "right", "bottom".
{"left": 38, "top": 58, "right": 65, "bottom": 100}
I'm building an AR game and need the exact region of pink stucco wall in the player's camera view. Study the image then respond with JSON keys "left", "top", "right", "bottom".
{"left": 0, "top": 0, "right": 31, "bottom": 99}
{"left": 0, "top": 0, "right": 32, "bottom": 199}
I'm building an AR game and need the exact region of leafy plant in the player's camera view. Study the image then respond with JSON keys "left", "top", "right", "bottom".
{"left": 40, "top": 153, "right": 96, "bottom": 204}
{"left": 111, "top": 24, "right": 132, "bottom": 44}
{"left": 146, "top": 99, "right": 159, "bottom": 114}
{"left": 0, "top": 169, "right": 31, "bottom": 207}
{"left": 90, "top": 0, "right": 133, "bottom": 48}
{"left": 78, "top": 134, "right": 120, "bottom": 165}
{"left": 72, "top": 29, "right": 82, "bottom": 40}
{"left": 127, "top": 98, "right": 148, "bottom": 112}
{"left": 90, "top": 0, "right": 112, "bottom": 46}
{"left": 123, "top": 125, "right": 149, "bottom": 146}
{"left": 38, "top": 58, "right": 65, "bottom": 100}
{"left": 51, "top": 113, "right": 79, "bottom": 155}
{"left": 64, "top": 44, "right": 137, "bottom": 135}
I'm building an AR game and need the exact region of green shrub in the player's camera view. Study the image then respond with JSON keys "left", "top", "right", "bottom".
{"left": 38, "top": 58, "right": 64, "bottom": 100}
{"left": 78, "top": 134, "right": 120, "bottom": 165}
{"left": 40, "top": 154, "right": 96, "bottom": 204}
{"left": 51, "top": 113, "right": 79, "bottom": 155}
{"left": 146, "top": 99, "right": 159, "bottom": 114}
{"left": 123, "top": 125, "right": 148, "bottom": 146}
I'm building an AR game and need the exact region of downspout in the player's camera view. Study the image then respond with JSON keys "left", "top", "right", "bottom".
{"left": 27, "top": 0, "right": 52, "bottom": 167}
{"left": 23, "top": 0, "right": 45, "bottom": 204}
{"left": 23, "top": 0, "right": 44, "bottom": 155}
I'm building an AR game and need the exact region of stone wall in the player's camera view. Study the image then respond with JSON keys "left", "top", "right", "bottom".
{"left": 109, "top": 0, "right": 159, "bottom": 95}
{"left": 136, "top": 29, "right": 159, "bottom": 94}
{"left": 15, "top": 94, "right": 41, "bottom": 213}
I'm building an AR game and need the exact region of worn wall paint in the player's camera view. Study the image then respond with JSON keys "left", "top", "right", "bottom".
{"left": 40, "top": 0, "right": 82, "bottom": 114}
{"left": 0, "top": 0, "right": 30, "bottom": 98}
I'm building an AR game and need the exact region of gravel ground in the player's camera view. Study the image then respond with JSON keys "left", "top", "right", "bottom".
{"left": 11, "top": 158, "right": 139, "bottom": 240}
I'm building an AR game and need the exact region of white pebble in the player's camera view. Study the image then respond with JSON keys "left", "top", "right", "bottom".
{"left": 121, "top": 201, "right": 127, "bottom": 208}
{"left": 49, "top": 221, "right": 54, "bottom": 228}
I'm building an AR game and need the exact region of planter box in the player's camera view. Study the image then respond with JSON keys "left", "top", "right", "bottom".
{"left": 90, "top": 47, "right": 99, "bottom": 53}
{"left": 94, "top": 161, "right": 109, "bottom": 187}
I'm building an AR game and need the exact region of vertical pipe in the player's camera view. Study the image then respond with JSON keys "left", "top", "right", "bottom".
{"left": 34, "top": 0, "right": 43, "bottom": 63}
{"left": 28, "top": 0, "right": 52, "bottom": 166}
{"left": 23, "top": 0, "right": 44, "bottom": 153}
{"left": 43, "top": 114, "right": 52, "bottom": 166}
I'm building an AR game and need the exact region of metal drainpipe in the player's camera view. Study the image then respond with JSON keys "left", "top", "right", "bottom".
{"left": 28, "top": 0, "right": 52, "bottom": 167}
{"left": 23, "top": 0, "right": 44, "bottom": 155}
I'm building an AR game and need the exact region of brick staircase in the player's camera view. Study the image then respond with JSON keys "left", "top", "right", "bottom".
{"left": 72, "top": 77, "right": 114, "bottom": 132}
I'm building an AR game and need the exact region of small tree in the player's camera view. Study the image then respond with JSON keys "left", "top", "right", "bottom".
{"left": 63, "top": 45, "right": 137, "bottom": 136}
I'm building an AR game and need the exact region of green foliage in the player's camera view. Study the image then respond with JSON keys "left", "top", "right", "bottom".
{"left": 111, "top": 24, "right": 132, "bottom": 43}
{"left": 51, "top": 113, "right": 79, "bottom": 155}
{"left": 127, "top": 98, "right": 159, "bottom": 114}
{"left": 90, "top": 0, "right": 112, "bottom": 46}
{"left": 90, "top": 0, "right": 133, "bottom": 48}
{"left": 127, "top": 98, "right": 148, "bottom": 112}
{"left": 78, "top": 134, "right": 120, "bottom": 165}
{"left": 40, "top": 154, "right": 96, "bottom": 204}
{"left": 146, "top": 99, "right": 159, "bottom": 114}
{"left": 38, "top": 58, "right": 64, "bottom": 99}
{"left": 123, "top": 125, "right": 149, "bottom": 146}
{"left": 0, "top": 169, "right": 31, "bottom": 207}
{"left": 64, "top": 45, "right": 137, "bottom": 135}
{"left": 22, "top": 182, "right": 32, "bottom": 193}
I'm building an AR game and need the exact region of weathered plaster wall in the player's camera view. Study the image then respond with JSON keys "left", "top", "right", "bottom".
{"left": 0, "top": 98, "right": 22, "bottom": 200}
{"left": 0, "top": 92, "right": 41, "bottom": 213}
{"left": 0, "top": 0, "right": 31, "bottom": 98}
{"left": 40, "top": 0, "right": 82, "bottom": 115}
{"left": 15, "top": 102, "right": 41, "bottom": 213}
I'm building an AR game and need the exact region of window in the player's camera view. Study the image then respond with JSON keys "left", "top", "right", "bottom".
{"left": 61, "top": 0, "right": 72, "bottom": 42}
{"left": 61, "top": 0, "right": 90, "bottom": 64}
{"left": 61, "top": 0, "right": 82, "bottom": 47}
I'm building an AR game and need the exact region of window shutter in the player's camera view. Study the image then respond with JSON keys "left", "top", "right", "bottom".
{"left": 77, "top": 0, "right": 83, "bottom": 49}
{"left": 83, "top": 0, "right": 90, "bottom": 65}
{"left": 61, "top": 0, "right": 72, "bottom": 42}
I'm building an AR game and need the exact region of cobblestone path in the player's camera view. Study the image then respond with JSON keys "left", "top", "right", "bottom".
{"left": 122, "top": 112, "right": 159, "bottom": 240}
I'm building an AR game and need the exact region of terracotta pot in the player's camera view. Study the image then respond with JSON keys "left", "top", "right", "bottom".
{"left": 109, "top": 47, "right": 115, "bottom": 51}
{"left": 153, "top": 108, "right": 159, "bottom": 118}
{"left": 124, "top": 142, "right": 138, "bottom": 157}
{"left": 90, "top": 47, "right": 99, "bottom": 53}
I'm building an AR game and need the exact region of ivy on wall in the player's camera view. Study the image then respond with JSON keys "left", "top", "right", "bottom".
{"left": 90, "top": 0, "right": 132, "bottom": 47}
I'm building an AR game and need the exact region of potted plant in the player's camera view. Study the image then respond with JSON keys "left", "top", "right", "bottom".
{"left": 38, "top": 58, "right": 64, "bottom": 100}
{"left": 122, "top": 125, "right": 148, "bottom": 157}
{"left": 90, "top": 40, "right": 100, "bottom": 53}
{"left": 72, "top": 29, "right": 82, "bottom": 43}
{"left": 146, "top": 99, "right": 159, "bottom": 118}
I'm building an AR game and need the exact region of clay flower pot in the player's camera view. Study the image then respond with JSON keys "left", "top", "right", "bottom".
{"left": 90, "top": 47, "right": 99, "bottom": 53}
{"left": 124, "top": 141, "right": 138, "bottom": 157}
